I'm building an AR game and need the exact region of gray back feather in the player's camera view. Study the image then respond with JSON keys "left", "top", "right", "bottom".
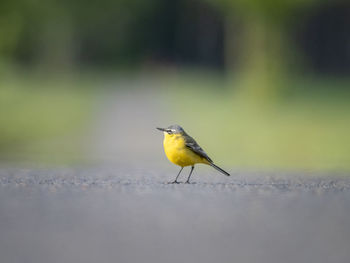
{"left": 184, "top": 133, "right": 213, "bottom": 163}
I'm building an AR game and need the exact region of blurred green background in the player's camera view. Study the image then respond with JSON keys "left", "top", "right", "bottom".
{"left": 0, "top": 0, "right": 349, "bottom": 171}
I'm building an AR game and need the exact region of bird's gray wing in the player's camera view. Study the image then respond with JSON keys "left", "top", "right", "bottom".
{"left": 184, "top": 134, "right": 213, "bottom": 163}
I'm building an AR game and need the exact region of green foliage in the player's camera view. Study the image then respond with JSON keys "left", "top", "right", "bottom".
{"left": 0, "top": 73, "right": 95, "bottom": 160}
{"left": 0, "top": 0, "right": 160, "bottom": 68}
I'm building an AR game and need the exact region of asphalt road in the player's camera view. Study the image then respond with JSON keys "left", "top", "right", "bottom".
{"left": 1, "top": 166, "right": 350, "bottom": 263}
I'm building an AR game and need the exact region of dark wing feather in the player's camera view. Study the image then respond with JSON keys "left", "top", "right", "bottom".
{"left": 184, "top": 134, "right": 213, "bottom": 163}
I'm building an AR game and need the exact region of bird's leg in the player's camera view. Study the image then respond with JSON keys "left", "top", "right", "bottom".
{"left": 185, "top": 166, "right": 195, "bottom": 184}
{"left": 170, "top": 167, "right": 183, "bottom": 184}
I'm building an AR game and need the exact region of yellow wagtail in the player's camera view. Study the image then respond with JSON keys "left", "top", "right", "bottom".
{"left": 157, "top": 124, "right": 230, "bottom": 183}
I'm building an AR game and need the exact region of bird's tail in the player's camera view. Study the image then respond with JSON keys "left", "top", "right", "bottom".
{"left": 210, "top": 163, "right": 230, "bottom": 176}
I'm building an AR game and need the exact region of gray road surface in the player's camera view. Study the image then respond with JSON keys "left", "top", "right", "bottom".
{"left": 1, "top": 166, "right": 350, "bottom": 263}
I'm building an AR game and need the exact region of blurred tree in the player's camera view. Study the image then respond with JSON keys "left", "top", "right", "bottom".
{"left": 0, "top": 0, "right": 75, "bottom": 70}
{"left": 75, "top": 0, "right": 159, "bottom": 66}
{"left": 2, "top": 0, "right": 348, "bottom": 78}
{"left": 2, "top": 0, "right": 159, "bottom": 71}
{"left": 298, "top": 2, "right": 350, "bottom": 75}
{"left": 205, "top": 0, "right": 320, "bottom": 103}
{"left": 0, "top": 1, "right": 23, "bottom": 67}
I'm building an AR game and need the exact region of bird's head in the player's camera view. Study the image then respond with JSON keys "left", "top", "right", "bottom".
{"left": 157, "top": 124, "right": 185, "bottom": 135}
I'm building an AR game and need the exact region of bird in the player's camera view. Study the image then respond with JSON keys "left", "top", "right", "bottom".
{"left": 157, "top": 124, "right": 230, "bottom": 183}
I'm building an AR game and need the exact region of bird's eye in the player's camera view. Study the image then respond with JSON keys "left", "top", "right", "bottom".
{"left": 167, "top": 130, "right": 172, "bottom": 134}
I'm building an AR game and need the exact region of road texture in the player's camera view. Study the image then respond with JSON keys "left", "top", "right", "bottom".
{"left": 1, "top": 166, "right": 350, "bottom": 263}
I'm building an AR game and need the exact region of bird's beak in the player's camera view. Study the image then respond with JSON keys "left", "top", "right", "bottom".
{"left": 157, "top": 127, "right": 167, "bottom": 132}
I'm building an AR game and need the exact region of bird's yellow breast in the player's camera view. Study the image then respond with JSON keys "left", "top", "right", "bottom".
{"left": 163, "top": 133, "right": 208, "bottom": 167}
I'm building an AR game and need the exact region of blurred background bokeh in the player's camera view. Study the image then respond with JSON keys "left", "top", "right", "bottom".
{"left": 0, "top": 0, "right": 349, "bottom": 171}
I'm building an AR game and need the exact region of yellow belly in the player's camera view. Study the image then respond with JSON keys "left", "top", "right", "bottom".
{"left": 163, "top": 133, "right": 208, "bottom": 167}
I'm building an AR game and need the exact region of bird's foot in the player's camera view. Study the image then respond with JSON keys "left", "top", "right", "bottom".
{"left": 169, "top": 181, "right": 180, "bottom": 184}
